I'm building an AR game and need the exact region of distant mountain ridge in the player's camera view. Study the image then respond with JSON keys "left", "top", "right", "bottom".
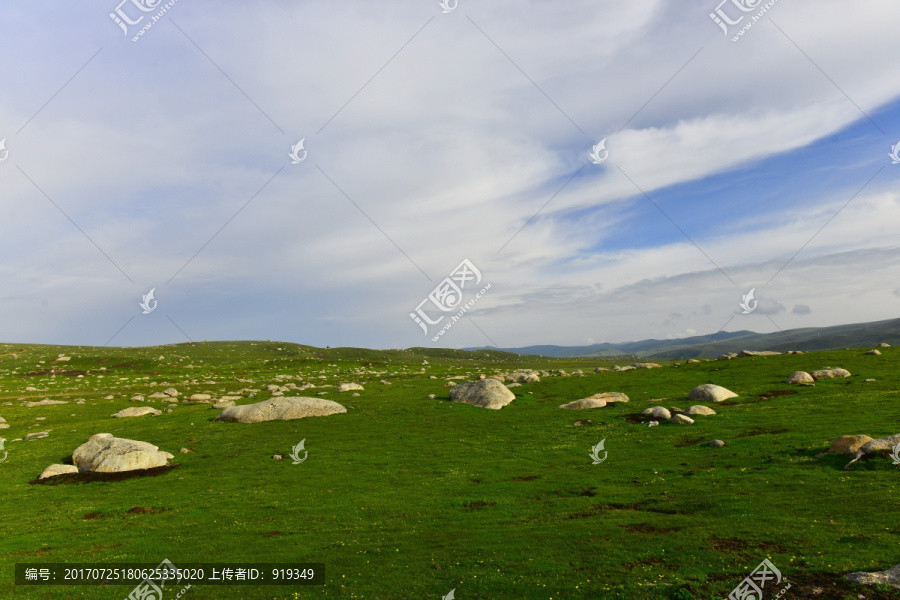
{"left": 467, "top": 317, "right": 900, "bottom": 358}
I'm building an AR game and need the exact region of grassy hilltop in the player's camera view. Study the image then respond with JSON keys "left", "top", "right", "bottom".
{"left": 0, "top": 341, "right": 898, "bottom": 599}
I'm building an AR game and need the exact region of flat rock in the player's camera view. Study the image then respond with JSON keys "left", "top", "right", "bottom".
{"left": 449, "top": 379, "right": 516, "bottom": 410}
{"left": 859, "top": 434, "right": 900, "bottom": 454}
{"left": 558, "top": 392, "right": 629, "bottom": 410}
{"left": 593, "top": 367, "right": 610, "bottom": 373}
{"left": 828, "top": 435, "right": 874, "bottom": 456}
{"left": 148, "top": 392, "right": 169, "bottom": 399}
{"left": 880, "top": 342, "right": 891, "bottom": 348}
{"left": 688, "top": 384, "right": 738, "bottom": 403}
{"left": 337, "top": 383, "right": 364, "bottom": 392}
{"left": 24, "top": 399, "right": 68, "bottom": 407}
{"left": 25, "top": 431, "right": 50, "bottom": 440}
{"left": 718, "top": 352, "right": 738, "bottom": 360}
{"left": 188, "top": 394, "right": 213, "bottom": 402}
{"left": 810, "top": 368, "right": 851, "bottom": 380}
{"left": 739, "top": 350, "right": 781, "bottom": 357}
{"left": 865, "top": 349, "right": 881, "bottom": 355}
{"left": 38, "top": 464, "right": 79, "bottom": 479}
{"left": 631, "top": 363, "right": 661, "bottom": 369}
{"left": 685, "top": 405, "right": 716, "bottom": 416}
{"left": 72, "top": 433, "right": 172, "bottom": 473}
{"left": 113, "top": 407, "right": 161, "bottom": 418}
{"left": 215, "top": 397, "right": 347, "bottom": 423}
{"left": 671, "top": 414, "right": 694, "bottom": 425}
{"left": 786, "top": 371, "right": 815, "bottom": 384}
{"left": 212, "top": 399, "right": 235, "bottom": 409}
{"left": 687, "top": 359, "right": 701, "bottom": 364}
{"left": 642, "top": 406, "right": 671, "bottom": 420}
{"left": 845, "top": 563, "right": 900, "bottom": 589}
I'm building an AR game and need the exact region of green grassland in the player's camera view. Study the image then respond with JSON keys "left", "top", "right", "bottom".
{"left": 0, "top": 341, "right": 898, "bottom": 599}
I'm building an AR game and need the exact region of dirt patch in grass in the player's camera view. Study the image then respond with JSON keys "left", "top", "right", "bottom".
{"left": 623, "top": 557, "right": 668, "bottom": 571}
{"left": 31, "top": 464, "right": 180, "bottom": 485}
{"left": 674, "top": 436, "right": 707, "bottom": 448}
{"left": 619, "top": 523, "right": 680, "bottom": 534}
{"left": 759, "top": 390, "right": 799, "bottom": 400}
{"left": 82, "top": 512, "right": 102, "bottom": 520}
{"left": 462, "top": 501, "right": 496, "bottom": 510}
{"left": 709, "top": 536, "right": 788, "bottom": 556}
{"left": 568, "top": 500, "right": 680, "bottom": 519}
{"left": 736, "top": 428, "right": 790, "bottom": 438}
{"left": 127, "top": 507, "right": 164, "bottom": 515}
{"left": 510, "top": 475, "right": 541, "bottom": 482}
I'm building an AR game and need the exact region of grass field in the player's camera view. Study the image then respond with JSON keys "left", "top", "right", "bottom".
{"left": 1, "top": 341, "right": 898, "bottom": 599}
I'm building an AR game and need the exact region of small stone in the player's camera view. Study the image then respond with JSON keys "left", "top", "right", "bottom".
{"left": 573, "top": 420, "right": 592, "bottom": 427}
{"left": 641, "top": 406, "right": 671, "bottom": 420}
{"left": 427, "top": 394, "right": 436, "bottom": 399}
{"left": 25, "top": 431, "right": 50, "bottom": 440}
{"left": 670, "top": 414, "right": 694, "bottom": 425}
{"left": 272, "top": 454, "right": 283, "bottom": 460}
{"left": 709, "top": 440, "right": 726, "bottom": 447}
{"left": 179, "top": 448, "right": 195, "bottom": 454}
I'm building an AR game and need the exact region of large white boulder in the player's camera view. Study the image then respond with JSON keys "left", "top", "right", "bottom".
{"left": 72, "top": 434, "right": 173, "bottom": 473}
{"left": 215, "top": 397, "right": 347, "bottom": 423}
{"left": 688, "top": 384, "right": 738, "bottom": 403}
{"left": 449, "top": 379, "right": 515, "bottom": 410}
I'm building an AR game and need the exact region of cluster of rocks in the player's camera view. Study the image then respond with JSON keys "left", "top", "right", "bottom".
{"left": 641, "top": 404, "right": 716, "bottom": 426}
{"left": 718, "top": 350, "right": 782, "bottom": 360}
{"left": 38, "top": 433, "right": 174, "bottom": 480}
{"left": 786, "top": 368, "right": 851, "bottom": 384}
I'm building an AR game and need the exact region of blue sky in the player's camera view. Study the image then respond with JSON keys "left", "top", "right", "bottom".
{"left": 1, "top": 0, "right": 900, "bottom": 350}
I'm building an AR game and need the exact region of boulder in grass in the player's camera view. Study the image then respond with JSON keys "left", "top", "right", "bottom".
{"left": 845, "top": 563, "right": 900, "bottom": 589}
{"left": 671, "top": 414, "right": 695, "bottom": 425}
{"left": 843, "top": 433, "right": 900, "bottom": 469}
{"left": 188, "top": 394, "right": 213, "bottom": 402}
{"left": 24, "top": 399, "right": 67, "bottom": 407}
{"left": 828, "top": 435, "right": 874, "bottom": 456}
{"left": 507, "top": 371, "right": 540, "bottom": 383}
{"left": 688, "top": 384, "right": 738, "bottom": 403}
{"left": 112, "top": 407, "right": 161, "bottom": 418}
{"left": 449, "top": 379, "right": 515, "bottom": 410}
{"left": 72, "top": 433, "right": 173, "bottom": 473}
{"left": 162, "top": 388, "right": 180, "bottom": 397}
{"left": 215, "top": 397, "right": 347, "bottom": 423}
{"left": 558, "top": 392, "right": 629, "bottom": 410}
{"left": 38, "top": 464, "right": 79, "bottom": 479}
{"left": 810, "top": 368, "right": 851, "bottom": 380}
{"left": 642, "top": 406, "right": 671, "bottom": 420}
{"left": 337, "top": 383, "right": 364, "bottom": 392}
{"left": 709, "top": 440, "right": 726, "bottom": 448}
{"left": 865, "top": 349, "right": 881, "bottom": 355}
{"left": 880, "top": 342, "right": 891, "bottom": 348}
{"left": 718, "top": 353, "right": 738, "bottom": 360}
{"left": 685, "top": 405, "right": 716, "bottom": 416}
{"left": 25, "top": 431, "right": 50, "bottom": 440}
{"left": 786, "top": 371, "right": 815, "bottom": 384}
